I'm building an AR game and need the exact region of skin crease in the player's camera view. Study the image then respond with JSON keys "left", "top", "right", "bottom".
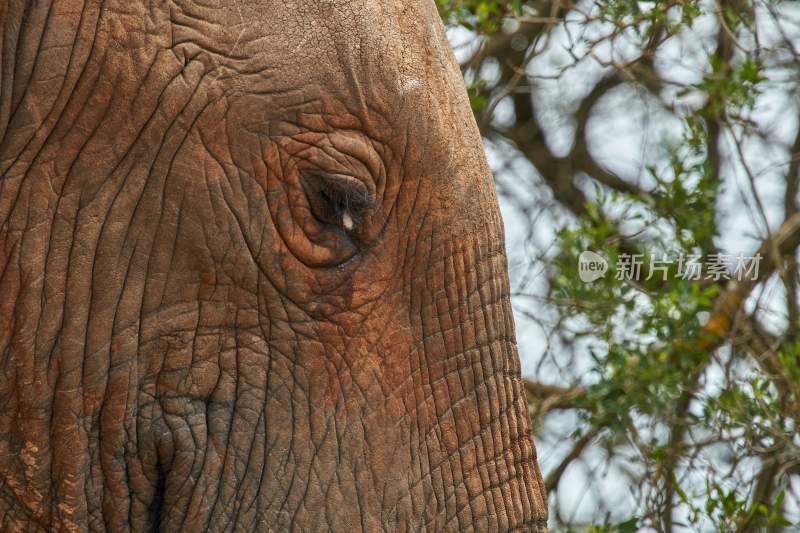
{"left": 0, "top": 1, "right": 548, "bottom": 531}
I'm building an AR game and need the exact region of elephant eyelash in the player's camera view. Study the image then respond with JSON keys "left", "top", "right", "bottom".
{"left": 300, "top": 171, "right": 374, "bottom": 231}
{"left": 319, "top": 183, "right": 372, "bottom": 215}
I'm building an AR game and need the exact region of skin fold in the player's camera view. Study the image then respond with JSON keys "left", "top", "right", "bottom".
{"left": 0, "top": 1, "right": 548, "bottom": 531}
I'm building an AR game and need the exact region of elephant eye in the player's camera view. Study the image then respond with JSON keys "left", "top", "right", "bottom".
{"left": 301, "top": 172, "right": 374, "bottom": 232}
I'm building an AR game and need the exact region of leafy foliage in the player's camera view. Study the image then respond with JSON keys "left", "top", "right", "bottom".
{"left": 436, "top": 0, "right": 523, "bottom": 32}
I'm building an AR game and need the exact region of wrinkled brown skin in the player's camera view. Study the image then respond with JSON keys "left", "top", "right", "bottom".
{"left": 0, "top": 1, "right": 548, "bottom": 531}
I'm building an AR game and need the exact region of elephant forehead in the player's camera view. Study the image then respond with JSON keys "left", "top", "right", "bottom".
{"left": 94, "top": 1, "right": 477, "bottom": 178}
{"left": 159, "top": 0, "right": 486, "bottom": 202}
{"left": 162, "top": 0, "right": 446, "bottom": 98}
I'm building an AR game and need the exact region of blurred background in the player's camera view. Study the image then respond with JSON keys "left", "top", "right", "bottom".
{"left": 436, "top": 1, "right": 800, "bottom": 530}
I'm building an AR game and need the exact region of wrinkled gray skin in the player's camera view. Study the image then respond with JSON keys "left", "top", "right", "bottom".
{"left": 0, "top": 1, "right": 548, "bottom": 531}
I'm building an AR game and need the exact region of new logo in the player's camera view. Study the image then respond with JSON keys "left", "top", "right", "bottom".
{"left": 578, "top": 251, "right": 608, "bottom": 283}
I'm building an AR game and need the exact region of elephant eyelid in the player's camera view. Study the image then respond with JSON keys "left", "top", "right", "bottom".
{"left": 305, "top": 172, "right": 372, "bottom": 204}
{"left": 318, "top": 173, "right": 372, "bottom": 206}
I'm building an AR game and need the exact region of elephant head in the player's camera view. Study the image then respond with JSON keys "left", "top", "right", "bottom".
{"left": 0, "top": 1, "right": 547, "bottom": 531}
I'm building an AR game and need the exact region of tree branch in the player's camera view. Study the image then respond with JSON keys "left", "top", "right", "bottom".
{"left": 524, "top": 380, "right": 587, "bottom": 420}
{"left": 545, "top": 430, "right": 596, "bottom": 493}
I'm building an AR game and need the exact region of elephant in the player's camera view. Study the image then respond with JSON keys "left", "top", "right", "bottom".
{"left": 0, "top": 0, "right": 548, "bottom": 531}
